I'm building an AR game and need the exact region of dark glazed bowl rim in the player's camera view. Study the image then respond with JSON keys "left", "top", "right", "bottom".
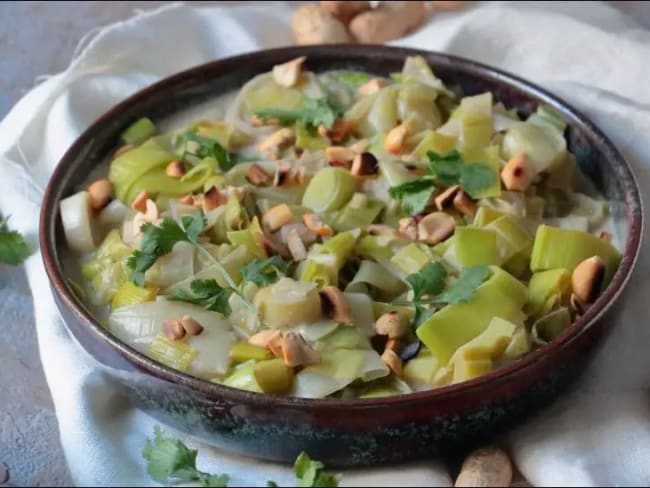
{"left": 40, "top": 45, "right": 643, "bottom": 410}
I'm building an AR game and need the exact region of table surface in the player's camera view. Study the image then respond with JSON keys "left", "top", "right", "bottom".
{"left": 1, "top": 1, "right": 649, "bottom": 486}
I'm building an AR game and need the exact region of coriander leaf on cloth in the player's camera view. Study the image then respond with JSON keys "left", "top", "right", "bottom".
{"left": 0, "top": 1, "right": 648, "bottom": 486}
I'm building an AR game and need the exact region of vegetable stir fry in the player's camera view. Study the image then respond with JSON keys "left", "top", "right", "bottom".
{"left": 61, "top": 56, "right": 621, "bottom": 398}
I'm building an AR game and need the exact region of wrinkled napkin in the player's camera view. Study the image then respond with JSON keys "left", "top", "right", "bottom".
{"left": 1, "top": 1, "right": 649, "bottom": 486}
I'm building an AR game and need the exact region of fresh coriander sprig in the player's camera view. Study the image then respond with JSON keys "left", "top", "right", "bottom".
{"left": 142, "top": 426, "right": 229, "bottom": 487}
{"left": 241, "top": 256, "right": 290, "bottom": 287}
{"left": 254, "top": 97, "right": 343, "bottom": 130}
{"left": 168, "top": 280, "right": 234, "bottom": 317}
{"left": 403, "top": 264, "right": 493, "bottom": 328}
{"left": 127, "top": 211, "right": 205, "bottom": 287}
{"left": 0, "top": 217, "right": 31, "bottom": 265}
{"left": 181, "top": 132, "right": 239, "bottom": 171}
{"left": 143, "top": 427, "right": 339, "bottom": 487}
{"left": 388, "top": 149, "right": 497, "bottom": 216}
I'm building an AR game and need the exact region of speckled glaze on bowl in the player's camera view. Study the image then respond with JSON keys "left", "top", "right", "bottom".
{"left": 40, "top": 45, "right": 642, "bottom": 467}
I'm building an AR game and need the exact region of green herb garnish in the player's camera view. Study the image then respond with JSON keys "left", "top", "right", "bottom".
{"left": 437, "top": 266, "right": 492, "bottom": 304}
{"left": 182, "top": 132, "right": 239, "bottom": 171}
{"left": 127, "top": 211, "right": 205, "bottom": 286}
{"left": 241, "top": 256, "right": 290, "bottom": 287}
{"left": 168, "top": 279, "right": 233, "bottom": 317}
{"left": 388, "top": 150, "right": 497, "bottom": 215}
{"left": 404, "top": 264, "right": 492, "bottom": 328}
{"left": 405, "top": 261, "right": 448, "bottom": 327}
{"left": 0, "top": 217, "right": 30, "bottom": 265}
{"left": 255, "top": 97, "right": 343, "bottom": 130}
{"left": 143, "top": 427, "right": 338, "bottom": 487}
{"left": 142, "top": 426, "right": 229, "bottom": 487}
{"left": 294, "top": 452, "right": 339, "bottom": 487}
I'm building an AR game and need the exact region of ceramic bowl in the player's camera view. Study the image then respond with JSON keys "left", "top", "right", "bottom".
{"left": 40, "top": 45, "right": 643, "bottom": 467}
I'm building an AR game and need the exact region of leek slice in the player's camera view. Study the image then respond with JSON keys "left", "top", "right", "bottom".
{"left": 302, "top": 167, "right": 356, "bottom": 213}
{"left": 502, "top": 121, "right": 567, "bottom": 173}
{"left": 391, "top": 243, "right": 438, "bottom": 275}
{"left": 413, "top": 130, "right": 456, "bottom": 158}
{"left": 532, "top": 307, "right": 571, "bottom": 345}
{"left": 148, "top": 335, "right": 197, "bottom": 372}
{"left": 121, "top": 117, "right": 156, "bottom": 145}
{"left": 416, "top": 267, "right": 527, "bottom": 363}
{"left": 455, "top": 227, "right": 501, "bottom": 267}
{"left": 222, "top": 360, "right": 262, "bottom": 393}
{"left": 111, "top": 282, "right": 157, "bottom": 310}
{"left": 530, "top": 225, "right": 621, "bottom": 282}
{"left": 526, "top": 268, "right": 571, "bottom": 318}
{"left": 108, "top": 144, "right": 174, "bottom": 202}
{"left": 345, "top": 260, "right": 406, "bottom": 298}
{"left": 260, "top": 278, "right": 322, "bottom": 328}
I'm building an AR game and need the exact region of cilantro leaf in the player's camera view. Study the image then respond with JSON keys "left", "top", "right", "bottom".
{"left": 183, "top": 132, "right": 238, "bottom": 171}
{"left": 388, "top": 179, "right": 436, "bottom": 216}
{"left": 168, "top": 279, "right": 233, "bottom": 317}
{"left": 127, "top": 211, "right": 206, "bottom": 286}
{"left": 241, "top": 256, "right": 289, "bottom": 287}
{"left": 437, "top": 266, "right": 492, "bottom": 304}
{"left": 405, "top": 262, "right": 448, "bottom": 328}
{"left": 266, "top": 481, "right": 279, "bottom": 487}
{"left": 255, "top": 97, "right": 343, "bottom": 130}
{"left": 406, "top": 261, "right": 448, "bottom": 301}
{"left": 142, "top": 426, "right": 229, "bottom": 487}
{"left": 0, "top": 217, "right": 30, "bottom": 265}
{"left": 458, "top": 164, "right": 497, "bottom": 196}
{"left": 294, "top": 452, "right": 338, "bottom": 487}
{"left": 426, "top": 150, "right": 497, "bottom": 198}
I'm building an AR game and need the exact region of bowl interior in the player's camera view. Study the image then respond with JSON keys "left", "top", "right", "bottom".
{"left": 41, "top": 45, "right": 643, "bottom": 406}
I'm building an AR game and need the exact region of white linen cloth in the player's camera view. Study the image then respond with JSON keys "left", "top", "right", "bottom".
{"left": 1, "top": 1, "right": 649, "bottom": 485}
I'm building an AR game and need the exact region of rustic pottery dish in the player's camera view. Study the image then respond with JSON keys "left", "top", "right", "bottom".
{"left": 40, "top": 45, "right": 643, "bottom": 467}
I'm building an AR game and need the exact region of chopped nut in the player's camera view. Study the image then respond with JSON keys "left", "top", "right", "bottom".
{"left": 347, "top": 138, "right": 370, "bottom": 154}
{"left": 257, "top": 128, "right": 295, "bottom": 159}
{"left": 319, "top": 286, "right": 353, "bottom": 325}
{"left": 349, "top": 1, "right": 426, "bottom": 44}
{"left": 179, "top": 194, "right": 195, "bottom": 206}
{"left": 325, "top": 146, "right": 356, "bottom": 166}
{"left": 598, "top": 230, "right": 612, "bottom": 242}
{"left": 375, "top": 311, "right": 409, "bottom": 338}
{"left": 114, "top": 143, "right": 135, "bottom": 157}
{"left": 320, "top": 1, "right": 371, "bottom": 23}
{"left": 385, "top": 338, "right": 402, "bottom": 355}
{"left": 282, "top": 331, "right": 320, "bottom": 367}
{"left": 273, "top": 162, "right": 293, "bottom": 187}
{"left": 433, "top": 0, "right": 465, "bottom": 10}
{"left": 273, "top": 56, "right": 307, "bottom": 88}
{"left": 357, "top": 78, "right": 387, "bottom": 97}
{"left": 180, "top": 315, "right": 204, "bottom": 337}
{"left": 417, "top": 211, "right": 456, "bottom": 245}
{"left": 571, "top": 255, "right": 605, "bottom": 303}
{"left": 303, "top": 212, "right": 334, "bottom": 236}
{"left": 249, "top": 329, "right": 284, "bottom": 357}
{"left": 434, "top": 185, "right": 461, "bottom": 211}
{"left": 398, "top": 217, "right": 418, "bottom": 240}
{"left": 165, "top": 160, "right": 186, "bottom": 178}
{"left": 453, "top": 190, "right": 478, "bottom": 217}
{"left": 87, "top": 178, "right": 113, "bottom": 210}
{"left": 570, "top": 293, "right": 587, "bottom": 316}
{"left": 381, "top": 348, "right": 403, "bottom": 376}
{"left": 385, "top": 123, "right": 408, "bottom": 154}
{"left": 351, "top": 152, "right": 379, "bottom": 176}
{"left": 262, "top": 232, "right": 291, "bottom": 259}
{"left": 501, "top": 152, "right": 536, "bottom": 191}
{"left": 455, "top": 446, "right": 512, "bottom": 488}
{"left": 131, "top": 191, "right": 149, "bottom": 213}
{"left": 162, "top": 319, "right": 186, "bottom": 341}
{"left": 318, "top": 119, "right": 353, "bottom": 143}
{"left": 280, "top": 223, "right": 318, "bottom": 246}
{"left": 251, "top": 115, "right": 278, "bottom": 127}
{"left": 286, "top": 228, "right": 308, "bottom": 261}
{"left": 262, "top": 203, "right": 295, "bottom": 232}
{"left": 246, "top": 164, "right": 272, "bottom": 186}
{"left": 203, "top": 186, "right": 225, "bottom": 213}
{"left": 291, "top": 4, "right": 352, "bottom": 45}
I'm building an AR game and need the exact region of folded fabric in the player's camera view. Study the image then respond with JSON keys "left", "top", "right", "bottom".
{"left": 0, "top": 1, "right": 648, "bottom": 486}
